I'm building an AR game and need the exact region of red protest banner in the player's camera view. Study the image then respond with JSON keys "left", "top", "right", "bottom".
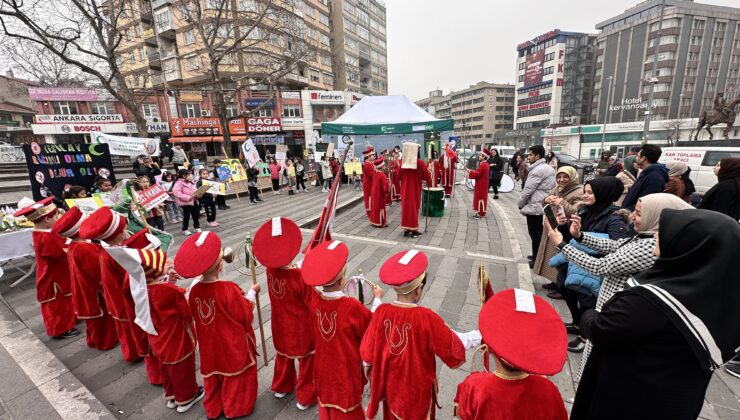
{"left": 137, "top": 184, "right": 169, "bottom": 211}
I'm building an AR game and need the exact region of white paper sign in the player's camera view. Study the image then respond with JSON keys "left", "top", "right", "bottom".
{"left": 514, "top": 289, "right": 537, "bottom": 314}
{"left": 93, "top": 132, "right": 160, "bottom": 156}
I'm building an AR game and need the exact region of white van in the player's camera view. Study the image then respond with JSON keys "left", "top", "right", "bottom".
{"left": 659, "top": 147, "right": 740, "bottom": 194}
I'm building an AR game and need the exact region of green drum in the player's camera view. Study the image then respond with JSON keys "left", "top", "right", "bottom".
{"left": 422, "top": 187, "right": 445, "bottom": 217}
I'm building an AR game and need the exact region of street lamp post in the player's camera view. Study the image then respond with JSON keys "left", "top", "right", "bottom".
{"left": 600, "top": 75, "right": 614, "bottom": 155}
{"left": 643, "top": 0, "right": 666, "bottom": 144}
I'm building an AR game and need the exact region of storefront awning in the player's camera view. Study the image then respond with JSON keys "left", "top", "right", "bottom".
{"left": 169, "top": 135, "right": 248, "bottom": 143}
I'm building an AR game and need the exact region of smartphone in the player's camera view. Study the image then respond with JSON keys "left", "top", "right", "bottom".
{"left": 543, "top": 204, "right": 559, "bottom": 229}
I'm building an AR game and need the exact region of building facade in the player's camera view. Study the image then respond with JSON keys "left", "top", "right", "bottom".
{"left": 329, "top": 0, "right": 388, "bottom": 95}
{"left": 514, "top": 29, "right": 597, "bottom": 130}
{"left": 0, "top": 72, "right": 39, "bottom": 145}
{"left": 591, "top": 0, "right": 740, "bottom": 125}
{"left": 416, "top": 82, "right": 515, "bottom": 148}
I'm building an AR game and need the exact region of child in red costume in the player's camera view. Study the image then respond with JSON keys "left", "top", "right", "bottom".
{"left": 175, "top": 231, "right": 261, "bottom": 419}
{"left": 368, "top": 157, "right": 390, "bottom": 227}
{"left": 360, "top": 250, "right": 479, "bottom": 419}
{"left": 14, "top": 197, "right": 78, "bottom": 338}
{"left": 302, "top": 239, "right": 384, "bottom": 419}
{"left": 362, "top": 147, "right": 376, "bottom": 216}
{"left": 454, "top": 289, "right": 568, "bottom": 420}
{"left": 52, "top": 207, "right": 117, "bottom": 350}
{"left": 252, "top": 217, "right": 317, "bottom": 410}
{"left": 468, "top": 149, "right": 491, "bottom": 219}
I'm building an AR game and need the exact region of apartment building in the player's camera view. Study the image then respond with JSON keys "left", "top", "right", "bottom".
{"left": 591, "top": 0, "right": 740, "bottom": 125}
{"left": 329, "top": 0, "right": 388, "bottom": 95}
{"left": 417, "top": 82, "right": 515, "bottom": 148}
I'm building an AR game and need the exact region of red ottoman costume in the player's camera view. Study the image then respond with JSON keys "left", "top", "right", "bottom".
{"left": 368, "top": 157, "right": 390, "bottom": 227}
{"left": 398, "top": 143, "right": 432, "bottom": 234}
{"left": 469, "top": 149, "right": 491, "bottom": 217}
{"left": 440, "top": 143, "right": 459, "bottom": 197}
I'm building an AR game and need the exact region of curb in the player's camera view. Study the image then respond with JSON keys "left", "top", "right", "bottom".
{"left": 298, "top": 194, "right": 364, "bottom": 229}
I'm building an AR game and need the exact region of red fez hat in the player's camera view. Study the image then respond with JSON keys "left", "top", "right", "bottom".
{"left": 302, "top": 240, "right": 349, "bottom": 287}
{"left": 122, "top": 228, "right": 160, "bottom": 250}
{"left": 374, "top": 157, "right": 385, "bottom": 169}
{"left": 379, "top": 250, "right": 428, "bottom": 294}
{"left": 139, "top": 249, "right": 168, "bottom": 281}
{"left": 253, "top": 217, "right": 302, "bottom": 268}
{"left": 174, "top": 231, "right": 222, "bottom": 278}
{"left": 362, "top": 146, "right": 375, "bottom": 156}
{"left": 479, "top": 289, "right": 567, "bottom": 376}
{"left": 481, "top": 148, "right": 492, "bottom": 158}
{"left": 51, "top": 206, "right": 87, "bottom": 238}
{"left": 13, "top": 197, "right": 57, "bottom": 222}
{"left": 79, "top": 207, "right": 127, "bottom": 242}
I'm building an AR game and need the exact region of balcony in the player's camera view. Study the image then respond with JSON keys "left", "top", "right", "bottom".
{"left": 163, "top": 58, "right": 182, "bottom": 82}
{"left": 140, "top": 3, "right": 153, "bottom": 23}
{"left": 283, "top": 73, "right": 309, "bottom": 87}
{"left": 148, "top": 52, "right": 162, "bottom": 70}
{"left": 144, "top": 28, "right": 158, "bottom": 46}
{"left": 154, "top": 9, "right": 175, "bottom": 39}
{"left": 151, "top": 0, "right": 172, "bottom": 10}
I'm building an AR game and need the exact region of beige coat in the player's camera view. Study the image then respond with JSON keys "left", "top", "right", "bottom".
{"left": 615, "top": 170, "right": 636, "bottom": 207}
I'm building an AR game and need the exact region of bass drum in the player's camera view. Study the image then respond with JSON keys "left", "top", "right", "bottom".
{"left": 498, "top": 174, "right": 515, "bottom": 193}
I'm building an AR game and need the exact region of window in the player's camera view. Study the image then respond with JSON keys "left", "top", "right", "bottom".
{"left": 518, "top": 62, "right": 525, "bottom": 70}
{"left": 239, "top": 0, "right": 258, "bottom": 11}
{"left": 649, "top": 35, "right": 678, "bottom": 47}
{"left": 705, "top": 82, "right": 715, "bottom": 93}
{"left": 134, "top": 25, "right": 141, "bottom": 37}
{"left": 692, "top": 19, "right": 705, "bottom": 30}
{"left": 129, "top": 51, "right": 135, "bottom": 64}
{"left": 650, "top": 18, "right": 679, "bottom": 31}
{"left": 51, "top": 101, "right": 76, "bottom": 115}
{"left": 543, "top": 66, "right": 554, "bottom": 75}
{"left": 716, "top": 22, "right": 726, "bottom": 33}
{"left": 356, "top": 9, "right": 369, "bottom": 26}
{"left": 256, "top": 108, "right": 272, "bottom": 117}
{"left": 686, "top": 67, "right": 697, "bottom": 76}
{"left": 688, "top": 51, "right": 699, "bottom": 61}
{"left": 320, "top": 34, "right": 330, "bottom": 47}
{"left": 319, "top": 13, "right": 329, "bottom": 26}
{"left": 92, "top": 102, "right": 114, "bottom": 114}
{"left": 282, "top": 104, "right": 301, "bottom": 117}
{"left": 205, "top": 0, "right": 226, "bottom": 9}
{"left": 344, "top": 17, "right": 356, "bottom": 33}
{"left": 357, "top": 26, "right": 369, "bottom": 41}
{"left": 544, "top": 52, "right": 555, "bottom": 62}
{"left": 343, "top": 1, "right": 355, "bottom": 14}
{"left": 345, "top": 53, "right": 359, "bottom": 66}
{"left": 646, "top": 51, "right": 675, "bottom": 63}
{"left": 180, "top": 103, "right": 201, "bottom": 118}
{"left": 305, "top": 4, "right": 315, "bottom": 16}
{"left": 682, "top": 82, "right": 694, "bottom": 92}
{"left": 681, "top": 97, "right": 691, "bottom": 107}
{"left": 710, "top": 53, "right": 721, "bottom": 62}
{"left": 370, "top": 18, "right": 379, "bottom": 31}
{"left": 323, "top": 72, "right": 334, "bottom": 85}
{"left": 138, "top": 47, "right": 145, "bottom": 61}
{"left": 690, "top": 36, "right": 702, "bottom": 46}
{"left": 345, "top": 36, "right": 357, "bottom": 49}
{"left": 142, "top": 103, "right": 159, "bottom": 119}
{"left": 226, "top": 104, "right": 238, "bottom": 117}
{"left": 712, "top": 38, "right": 723, "bottom": 48}
{"left": 348, "top": 71, "right": 359, "bottom": 82}
{"left": 184, "top": 30, "right": 196, "bottom": 45}
{"left": 320, "top": 53, "right": 332, "bottom": 66}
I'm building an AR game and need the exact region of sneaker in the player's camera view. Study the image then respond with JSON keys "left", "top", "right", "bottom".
{"left": 568, "top": 336, "right": 586, "bottom": 353}
{"left": 564, "top": 322, "right": 580, "bottom": 335}
{"left": 208, "top": 222, "right": 219, "bottom": 227}
{"left": 55, "top": 328, "right": 80, "bottom": 339}
{"left": 194, "top": 228, "right": 202, "bottom": 233}
{"left": 409, "top": 231, "right": 422, "bottom": 238}
{"left": 274, "top": 392, "right": 287, "bottom": 399}
{"left": 176, "top": 386, "right": 205, "bottom": 413}
{"left": 493, "top": 195, "right": 499, "bottom": 199}
{"left": 296, "top": 402, "right": 311, "bottom": 411}
{"left": 547, "top": 291, "right": 564, "bottom": 300}
{"left": 725, "top": 361, "right": 740, "bottom": 379}
{"left": 542, "top": 282, "right": 558, "bottom": 290}
{"left": 182, "top": 230, "right": 193, "bottom": 236}
{"left": 166, "top": 400, "right": 176, "bottom": 409}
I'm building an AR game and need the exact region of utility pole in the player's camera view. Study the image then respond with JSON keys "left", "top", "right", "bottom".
{"left": 643, "top": 0, "right": 666, "bottom": 144}
{"left": 600, "top": 75, "right": 614, "bottom": 155}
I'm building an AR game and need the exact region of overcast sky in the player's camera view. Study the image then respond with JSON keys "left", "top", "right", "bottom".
{"left": 385, "top": 0, "right": 739, "bottom": 101}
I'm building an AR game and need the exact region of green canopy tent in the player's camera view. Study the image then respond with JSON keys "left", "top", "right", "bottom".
{"left": 322, "top": 95, "right": 454, "bottom": 136}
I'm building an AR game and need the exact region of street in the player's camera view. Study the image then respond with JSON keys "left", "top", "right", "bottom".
{"left": 0, "top": 171, "right": 738, "bottom": 419}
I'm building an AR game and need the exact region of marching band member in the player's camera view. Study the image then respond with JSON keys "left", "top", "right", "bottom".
{"left": 368, "top": 157, "right": 390, "bottom": 227}
{"left": 362, "top": 146, "right": 376, "bottom": 216}
{"left": 454, "top": 289, "right": 568, "bottom": 419}
{"left": 252, "top": 217, "right": 317, "bottom": 410}
{"left": 52, "top": 207, "right": 117, "bottom": 349}
{"left": 469, "top": 149, "right": 491, "bottom": 219}
{"left": 14, "top": 197, "right": 79, "bottom": 338}
{"left": 440, "top": 143, "right": 459, "bottom": 197}
{"left": 175, "top": 231, "right": 260, "bottom": 418}
{"left": 301, "top": 240, "right": 383, "bottom": 419}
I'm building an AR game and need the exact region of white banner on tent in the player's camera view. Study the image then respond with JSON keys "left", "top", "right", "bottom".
{"left": 93, "top": 133, "right": 160, "bottom": 157}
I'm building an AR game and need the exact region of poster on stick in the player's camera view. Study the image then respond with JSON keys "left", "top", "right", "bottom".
{"left": 137, "top": 185, "right": 169, "bottom": 211}
{"left": 93, "top": 133, "right": 160, "bottom": 157}
{"left": 22, "top": 142, "right": 116, "bottom": 201}
{"left": 202, "top": 180, "right": 226, "bottom": 195}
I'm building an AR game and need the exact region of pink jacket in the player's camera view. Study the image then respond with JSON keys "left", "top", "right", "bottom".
{"left": 172, "top": 179, "right": 197, "bottom": 206}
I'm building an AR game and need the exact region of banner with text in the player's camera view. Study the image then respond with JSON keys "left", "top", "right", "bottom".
{"left": 137, "top": 184, "right": 169, "bottom": 211}
{"left": 93, "top": 133, "right": 160, "bottom": 157}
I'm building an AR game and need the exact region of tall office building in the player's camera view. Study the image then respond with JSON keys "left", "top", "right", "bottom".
{"left": 417, "top": 82, "right": 515, "bottom": 148}
{"left": 329, "top": 0, "right": 388, "bottom": 95}
{"left": 591, "top": 0, "right": 740, "bottom": 124}
{"left": 514, "top": 30, "right": 597, "bottom": 130}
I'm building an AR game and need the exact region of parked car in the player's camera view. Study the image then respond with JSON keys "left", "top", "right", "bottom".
{"left": 659, "top": 147, "right": 740, "bottom": 195}
{"left": 554, "top": 152, "right": 595, "bottom": 180}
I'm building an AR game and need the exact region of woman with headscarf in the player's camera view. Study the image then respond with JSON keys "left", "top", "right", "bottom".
{"left": 546, "top": 193, "right": 693, "bottom": 379}
{"left": 534, "top": 166, "right": 583, "bottom": 292}
{"left": 571, "top": 209, "right": 740, "bottom": 420}
{"left": 664, "top": 160, "right": 691, "bottom": 202}
{"left": 553, "top": 176, "right": 634, "bottom": 352}
{"left": 698, "top": 157, "right": 740, "bottom": 221}
{"left": 615, "top": 155, "right": 637, "bottom": 206}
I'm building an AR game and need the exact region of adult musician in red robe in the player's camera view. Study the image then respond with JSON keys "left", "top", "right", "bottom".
{"left": 454, "top": 289, "right": 568, "bottom": 420}
{"left": 301, "top": 240, "right": 383, "bottom": 419}
{"left": 52, "top": 207, "right": 117, "bottom": 350}
{"left": 469, "top": 148, "right": 491, "bottom": 219}
{"left": 439, "top": 142, "right": 459, "bottom": 197}
{"left": 398, "top": 142, "right": 432, "bottom": 238}
{"left": 361, "top": 147, "right": 376, "bottom": 216}
{"left": 253, "top": 217, "right": 317, "bottom": 410}
{"left": 176, "top": 231, "right": 261, "bottom": 418}
{"left": 14, "top": 197, "right": 79, "bottom": 338}
{"left": 360, "top": 250, "right": 480, "bottom": 419}
{"left": 428, "top": 150, "right": 442, "bottom": 188}
{"left": 369, "top": 157, "right": 390, "bottom": 227}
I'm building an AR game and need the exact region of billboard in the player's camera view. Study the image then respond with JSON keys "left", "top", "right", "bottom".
{"left": 170, "top": 118, "right": 246, "bottom": 136}
{"left": 28, "top": 87, "right": 97, "bottom": 101}
{"left": 524, "top": 50, "right": 545, "bottom": 87}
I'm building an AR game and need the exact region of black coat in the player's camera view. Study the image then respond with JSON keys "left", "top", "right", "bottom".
{"left": 572, "top": 290, "right": 712, "bottom": 420}
{"left": 698, "top": 178, "right": 740, "bottom": 221}
{"left": 580, "top": 204, "right": 634, "bottom": 240}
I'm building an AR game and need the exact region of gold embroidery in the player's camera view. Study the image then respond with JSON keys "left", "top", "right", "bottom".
{"left": 268, "top": 272, "right": 286, "bottom": 299}
{"left": 195, "top": 297, "right": 216, "bottom": 325}
{"left": 384, "top": 319, "right": 411, "bottom": 356}
{"left": 316, "top": 310, "right": 338, "bottom": 342}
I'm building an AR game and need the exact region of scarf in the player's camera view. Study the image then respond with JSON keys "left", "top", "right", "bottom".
{"left": 637, "top": 193, "right": 694, "bottom": 235}
{"left": 717, "top": 157, "right": 740, "bottom": 182}
{"left": 555, "top": 166, "right": 580, "bottom": 196}
{"left": 580, "top": 176, "right": 624, "bottom": 230}
{"left": 698, "top": 158, "right": 740, "bottom": 221}
{"left": 629, "top": 209, "right": 740, "bottom": 372}
{"left": 622, "top": 156, "right": 638, "bottom": 177}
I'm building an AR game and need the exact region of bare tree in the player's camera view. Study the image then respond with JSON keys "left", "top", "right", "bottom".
{"left": 0, "top": 0, "right": 155, "bottom": 136}
{"left": 0, "top": 38, "right": 90, "bottom": 86}
{"left": 664, "top": 118, "right": 684, "bottom": 146}
{"left": 176, "top": 0, "right": 317, "bottom": 153}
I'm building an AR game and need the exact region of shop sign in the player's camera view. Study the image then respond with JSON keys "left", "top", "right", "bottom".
{"left": 171, "top": 118, "right": 245, "bottom": 136}
{"left": 28, "top": 87, "right": 97, "bottom": 101}
{"left": 244, "top": 98, "right": 273, "bottom": 107}
{"left": 308, "top": 90, "right": 345, "bottom": 104}
{"left": 281, "top": 117, "right": 304, "bottom": 129}
{"left": 247, "top": 117, "right": 282, "bottom": 132}
{"left": 35, "top": 114, "right": 124, "bottom": 124}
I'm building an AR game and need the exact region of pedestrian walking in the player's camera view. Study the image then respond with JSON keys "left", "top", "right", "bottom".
{"left": 517, "top": 145, "right": 556, "bottom": 266}
{"left": 515, "top": 154, "right": 527, "bottom": 189}
{"left": 320, "top": 155, "right": 333, "bottom": 192}
{"left": 172, "top": 169, "right": 201, "bottom": 235}
{"left": 294, "top": 158, "right": 308, "bottom": 192}
{"left": 621, "top": 144, "right": 668, "bottom": 211}
{"left": 487, "top": 148, "right": 504, "bottom": 199}
{"left": 595, "top": 152, "right": 611, "bottom": 177}
{"left": 171, "top": 144, "right": 188, "bottom": 171}
{"left": 571, "top": 209, "right": 740, "bottom": 420}
{"left": 269, "top": 158, "right": 281, "bottom": 194}
{"left": 197, "top": 169, "right": 219, "bottom": 227}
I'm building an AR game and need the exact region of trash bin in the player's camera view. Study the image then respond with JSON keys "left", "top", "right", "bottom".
{"left": 422, "top": 187, "right": 445, "bottom": 217}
